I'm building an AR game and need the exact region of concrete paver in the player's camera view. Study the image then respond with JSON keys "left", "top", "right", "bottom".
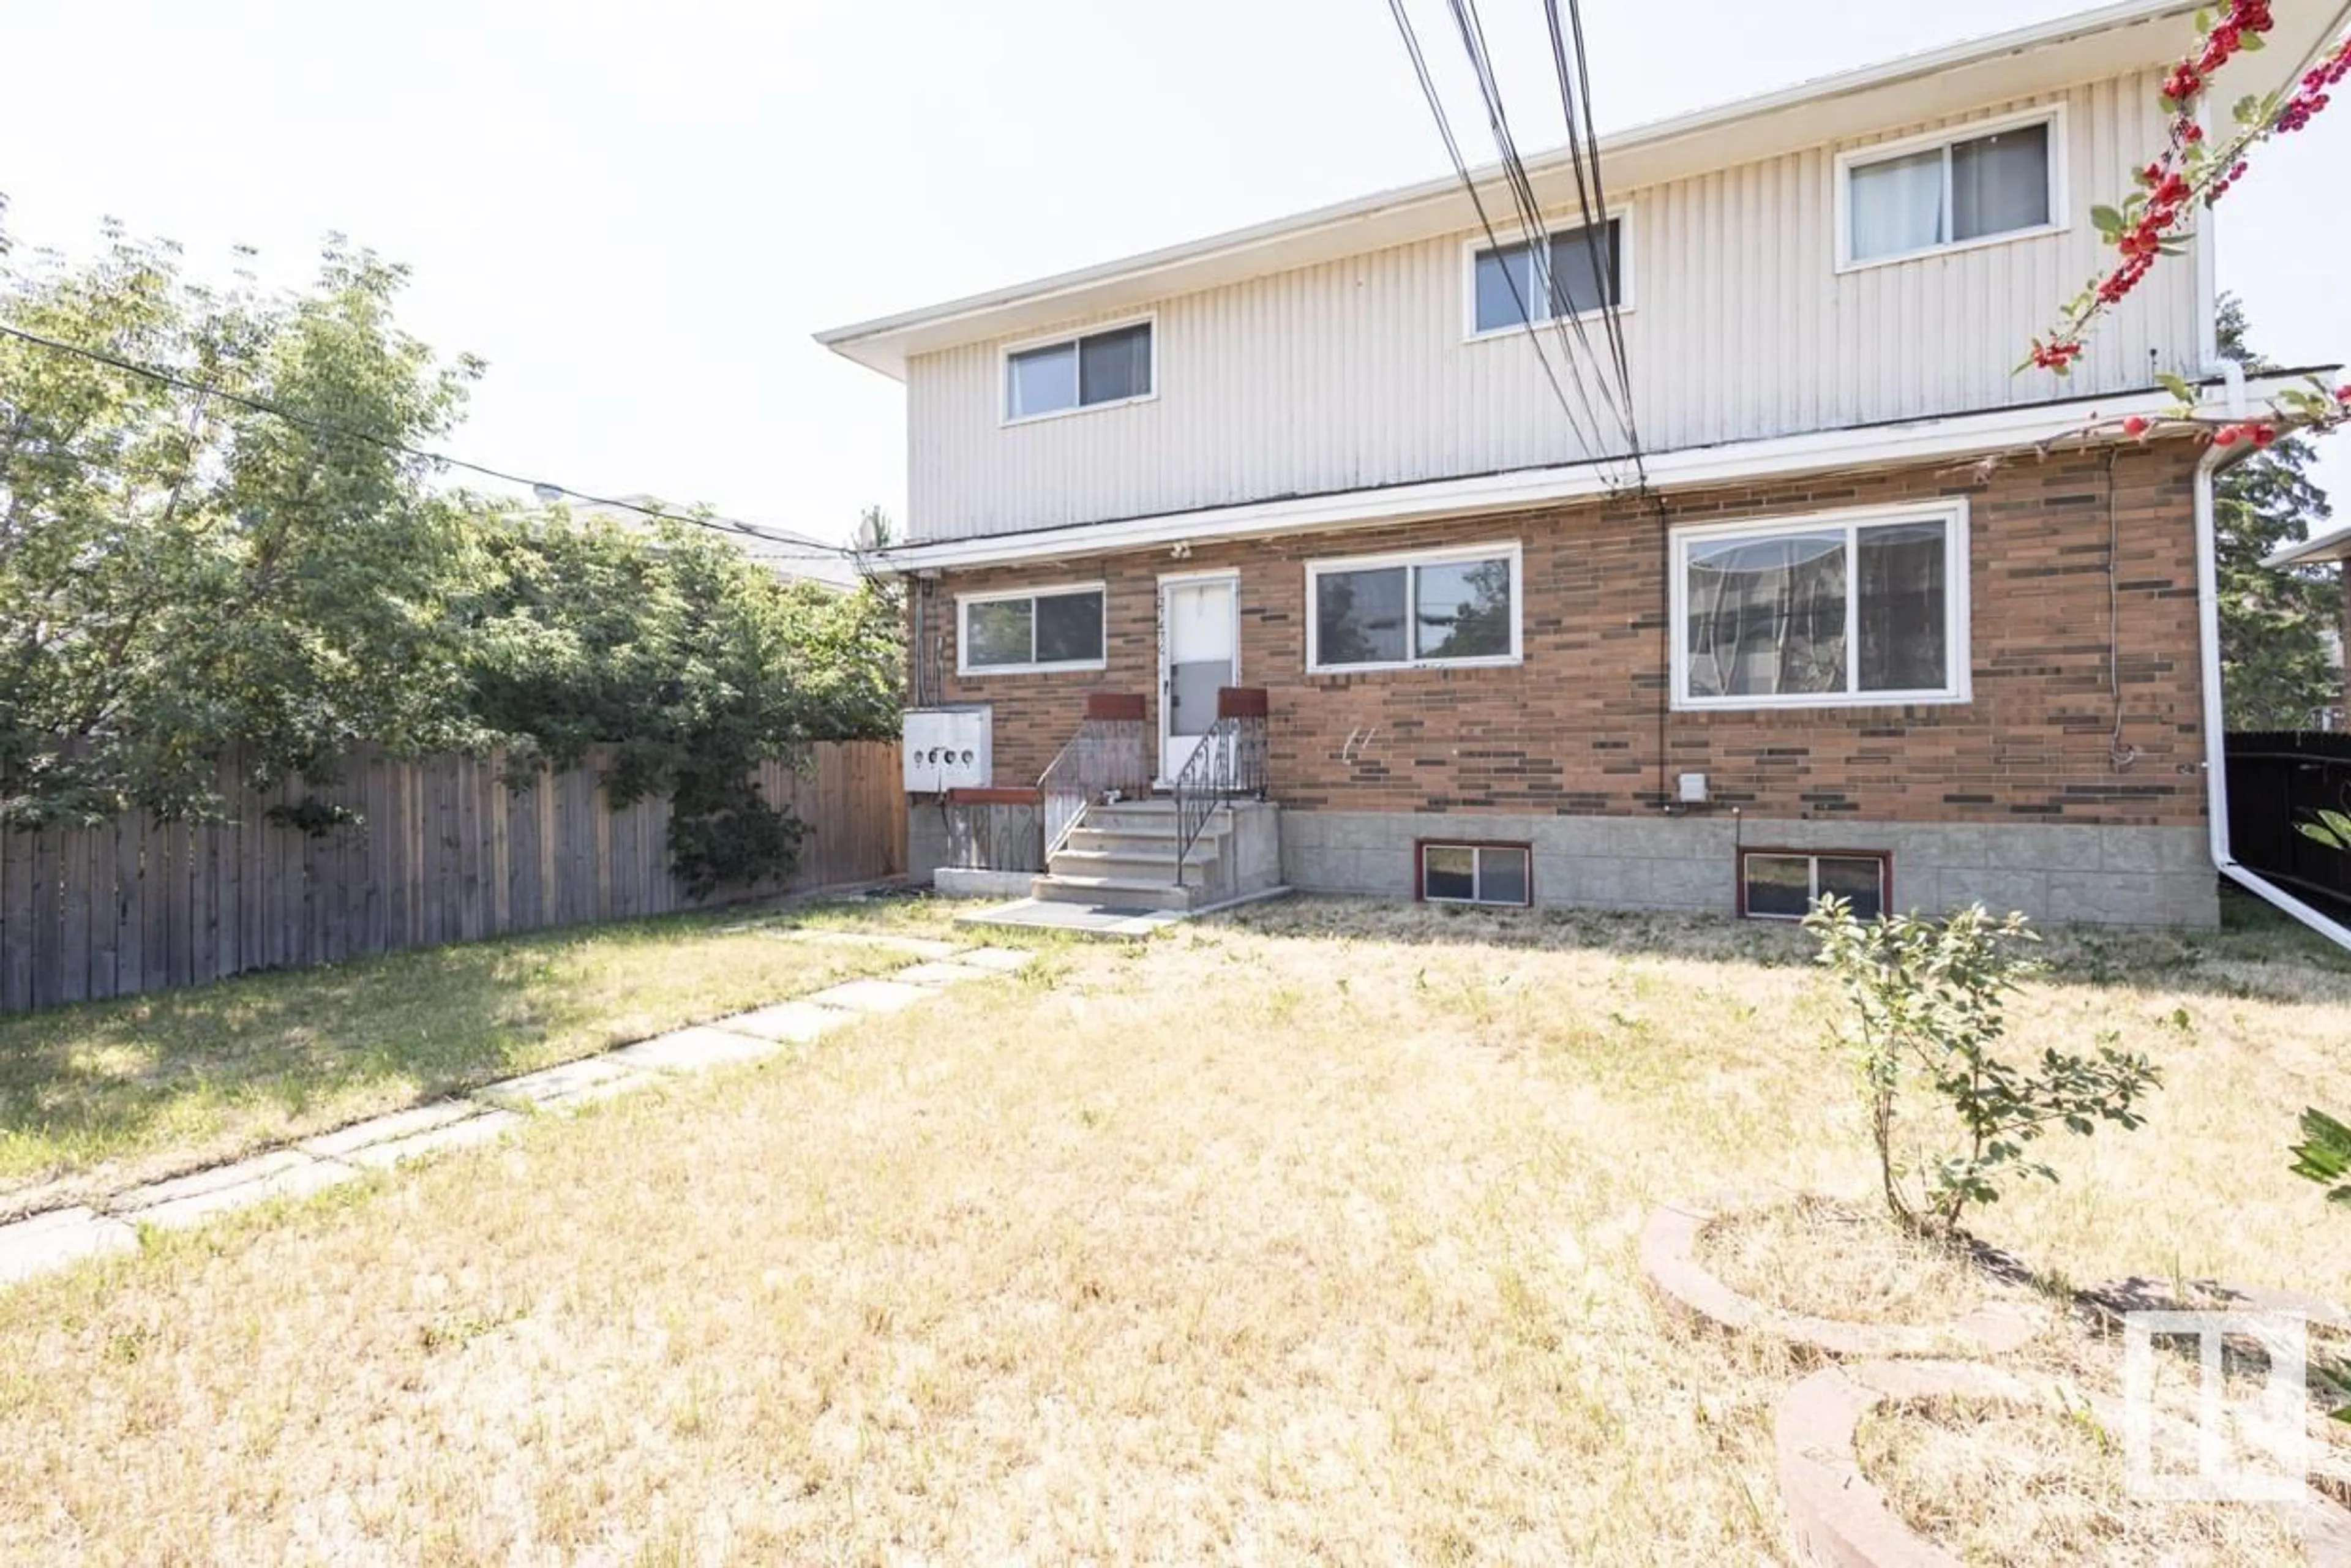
{"left": 801, "top": 977, "right": 936, "bottom": 1015}
{"left": 344, "top": 1109, "right": 523, "bottom": 1170}
{"left": 0, "top": 1206, "right": 137, "bottom": 1284}
{"left": 610, "top": 1026, "right": 787, "bottom": 1073}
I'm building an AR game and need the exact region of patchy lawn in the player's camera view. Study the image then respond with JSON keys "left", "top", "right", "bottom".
{"left": 0, "top": 893, "right": 2344, "bottom": 1561}
{"left": 0, "top": 893, "right": 965, "bottom": 1215}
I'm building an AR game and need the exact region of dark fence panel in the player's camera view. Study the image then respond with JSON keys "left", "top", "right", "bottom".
{"left": 2224, "top": 731, "right": 2351, "bottom": 918}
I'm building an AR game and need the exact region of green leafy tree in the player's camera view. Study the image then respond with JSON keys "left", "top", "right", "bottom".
{"left": 1, "top": 223, "right": 485, "bottom": 822}
{"left": 2, "top": 218, "right": 902, "bottom": 895}
{"left": 2214, "top": 296, "right": 2339, "bottom": 730}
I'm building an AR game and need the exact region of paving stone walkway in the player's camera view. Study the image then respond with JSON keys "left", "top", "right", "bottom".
{"left": 0, "top": 937, "right": 1037, "bottom": 1290}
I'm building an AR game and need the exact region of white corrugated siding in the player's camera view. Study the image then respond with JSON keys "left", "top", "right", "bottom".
{"left": 908, "top": 71, "right": 2196, "bottom": 542}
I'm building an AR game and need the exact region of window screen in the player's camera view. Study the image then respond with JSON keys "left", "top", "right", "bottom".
{"left": 1007, "top": 323, "right": 1153, "bottom": 418}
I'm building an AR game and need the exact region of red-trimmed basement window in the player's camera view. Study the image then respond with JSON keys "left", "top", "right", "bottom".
{"left": 1417, "top": 841, "right": 1532, "bottom": 907}
{"left": 1739, "top": 849, "right": 1889, "bottom": 921}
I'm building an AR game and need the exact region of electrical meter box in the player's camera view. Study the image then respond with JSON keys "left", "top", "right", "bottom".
{"left": 901, "top": 705, "right": 992, "bottom": 793}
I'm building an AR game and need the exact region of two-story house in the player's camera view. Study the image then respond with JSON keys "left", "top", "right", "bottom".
{"left": 819, "top": 0, "right": 2345, "bottom": 929}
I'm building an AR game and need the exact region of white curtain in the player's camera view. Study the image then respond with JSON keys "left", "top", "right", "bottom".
{"left": 1849, "top": 149, "right": 1944, "bottom": 261}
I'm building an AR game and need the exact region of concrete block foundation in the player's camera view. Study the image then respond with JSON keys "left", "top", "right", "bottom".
{"left": 1277, "top": 811, "right": 2218, "bottom": 929}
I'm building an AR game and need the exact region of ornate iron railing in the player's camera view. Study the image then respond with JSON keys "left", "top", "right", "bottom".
{"left": 1038, "top": 696, "right": 1151, "bottom": 860}
{"left": 1171, "top": 688, "right": 1270, "bottom": 882}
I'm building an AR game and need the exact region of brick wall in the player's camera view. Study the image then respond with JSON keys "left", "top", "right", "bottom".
{"left": 917, "top": 441, "right": 2208, "bottom": 829}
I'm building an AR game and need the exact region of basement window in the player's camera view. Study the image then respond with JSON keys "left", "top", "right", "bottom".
{"left": 1740, "top": 850, "right": 1889, "bottom": 921}
{"left": 1003, "top": 320, "right": 1154, "bottom": 422}
{"left": 957, "top": 583, "right": 1107, "bottom": 674}
{"left": 1419, "top": 842, "right": 1532, "bottom": 907}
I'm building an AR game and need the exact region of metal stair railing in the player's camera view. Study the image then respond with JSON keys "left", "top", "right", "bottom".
{"left": 1038, "top": 697, "right": 1151, "bottom": 862}
{"left": 1170, "top": 689, "right": 1269, "bottom": 883}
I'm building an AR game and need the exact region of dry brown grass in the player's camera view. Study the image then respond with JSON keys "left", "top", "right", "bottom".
{"left": 1696, "top": 1195, "right": 2000, "bottom": 1326}
{"left": 0, "top": 893, "right": 2344, "bottom": 1562}
{"left": 1856, "top": 1395, "right": 2308, "bottom": 1566}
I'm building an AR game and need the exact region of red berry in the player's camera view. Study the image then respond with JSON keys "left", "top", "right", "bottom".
{"left": 2253, "top": 424, "right": 2277, "bottom": 447}
{"left": 2123, "top": 415, "right": 2151, "bottom": 437}
{"left": 2213, "top": 426, "right": 2240, "bottom": 446}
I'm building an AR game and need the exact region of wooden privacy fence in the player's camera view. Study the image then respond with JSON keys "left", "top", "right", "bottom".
{"left": 0, "top": 740, "right": 906, "bottom": 1013}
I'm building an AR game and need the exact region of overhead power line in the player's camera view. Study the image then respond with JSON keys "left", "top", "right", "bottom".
{"left": 1543, "top": 0, "right": 1646, "bottom": 484}
{"left": 1381, "top": 0, "right": 1628, "bottom": 486}
{"left": 0, "top": 321, "right": 854, "bottom": 561}
{"left": 1445, "top": 0, "right": 1633, "bottom": 459}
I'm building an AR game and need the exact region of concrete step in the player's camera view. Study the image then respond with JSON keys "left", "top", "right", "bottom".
{"left": 1061, "top": 824, "right": 1223, "bottom": 855}
{"left": 1047, "top": 848, "right": 1215, "bottom": 885}
{"left": 1030, "top": 874, "right": 1200, "bottom": 912}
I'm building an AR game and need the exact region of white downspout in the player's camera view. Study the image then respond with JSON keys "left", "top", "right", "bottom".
{"left": 2194, "top": 447, "right": 2351, "bottom": 949}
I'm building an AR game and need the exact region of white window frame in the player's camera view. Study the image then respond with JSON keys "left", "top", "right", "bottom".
{"left": 1669, "top": 500, "right": 1971, "bottom": 711}
{"left": 1304, "top": 540, "right": 1524, "bottom": 675}
{"left": 1834, "top": 105, "right": 2068, "bottom": 273}
{"left": 1461, "top": 207, "right": 1635, "bottom": 343}
{"left": 1739, "top": 849, "right": 1891, "bottom": 923}
{"left": 1420, "top": 842, "right": 1533, "bottom": 908}
{"left": 954, "top": 581, "right": 1109, "bottom": 676}
{"left": 999, "top": 315, "right": 1158, "bottom": 427}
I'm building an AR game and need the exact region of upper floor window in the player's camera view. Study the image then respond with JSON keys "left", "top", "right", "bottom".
{"left": 1840, "top": 111, "right": 2061, "bottom": 268}
{"left": 1468, "top": 216, "right": 1623, "bottom": 337}
{"left": 1671, "top": 503, "right": 1969, "bottom": 710}
{"left": 1003, "top": 321, "right": 1153, "bottom": 422}
{"left": 958, "top": 583, "right": 1107, "bottom": 674}
{"left": 1307, "top": 541, "right": 1521, "bottom": 673}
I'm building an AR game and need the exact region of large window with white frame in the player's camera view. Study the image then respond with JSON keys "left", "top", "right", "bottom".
{"left": 1306, "top": 541, "right": 1522, "bottom": 673}
{"left": 1468, "top": 216, "right": 1624, "bottom": 337}
{"left": 1671, "top": 503, "right": 1968, "bottom": 710}
{"left": 957, "top": 583, "right": 1107, "bottom": 674}
{"left": 1840, "top": 110, "right": 2062, "bottom": 267}
{"left": 1003, "top": 321, "right": 1153, "bottom": 422}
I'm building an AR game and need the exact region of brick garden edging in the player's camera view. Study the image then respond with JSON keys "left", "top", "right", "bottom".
{"left": 1639, "top": 1197, "right": 2045, "bottom": 1359}
{"left": 1774, "top": 1359, "right": 2351, "bottom": 1568}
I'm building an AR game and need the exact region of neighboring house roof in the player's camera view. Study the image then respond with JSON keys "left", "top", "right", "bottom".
{"left": 566, "top": 497, "right": 861, "bottom": 590}
{"left": 814, "top": 0, "right": 2350, "bottom": 378}
{"left": 2266, "top": 522, "right": 2351, "bottom": 570}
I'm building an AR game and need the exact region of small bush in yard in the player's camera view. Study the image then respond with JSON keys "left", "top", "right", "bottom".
{"left": 1803, "top": 898, "right": 2162, "bottom": 1238}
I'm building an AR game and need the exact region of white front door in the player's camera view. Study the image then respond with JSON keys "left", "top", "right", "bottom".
{"left": 1158, "top": 574, "right": 1239, "bottom": 786}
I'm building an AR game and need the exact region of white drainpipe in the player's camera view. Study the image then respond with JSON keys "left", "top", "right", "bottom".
{"left": 2193, "top": 441, "right": 2351, "bottom": 950}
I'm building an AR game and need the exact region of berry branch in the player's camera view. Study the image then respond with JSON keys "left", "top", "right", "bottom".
{"left": 2023, "top": 1, "right": 2349, "bottom": 442}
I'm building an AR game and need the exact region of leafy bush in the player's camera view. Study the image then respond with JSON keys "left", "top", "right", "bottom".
{"left": 1803, "top": 898, "right": 2162, "bottom": 1236}
{"left": 1, "top": 222, "right": 901, "bottom": 895}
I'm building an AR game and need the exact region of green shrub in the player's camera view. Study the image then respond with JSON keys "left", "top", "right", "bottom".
{"left": 1803, "top": 898, "right": 2162, "bottom": 1237}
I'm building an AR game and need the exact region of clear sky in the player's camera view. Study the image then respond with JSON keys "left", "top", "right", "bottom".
{"left": 1, "top": 1, "right": 2342, "bottom": 544}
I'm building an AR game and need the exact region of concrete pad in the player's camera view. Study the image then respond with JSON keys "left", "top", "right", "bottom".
{"left": 122, "top": 1154, "right": 358, "bottom": 1231}
{"left": 954, "top": 899, "right": 1181, "bottom": 939}
{"left": 0, "top": 1206, "right": 137, "bottom": 1285}
{"left": 767, "top": 929, "right": 966, "bottom": 959}
{"left": 893, "top": 960, "right": 999, "bottom": 986}
{"left": 950, "top": 946, "right": 1040, "bottom": 973}
{"left": 610, "top": 1025, "right": 789, "bottom": 1073}
{"left": 800, "top": 977, "right": 937, "bottom": 1015}
{"left": 720, "top": 1000, "right": 861, "bottom": 1044}
{"left": 297, "top": 1100, "right": 480, "bottom": 1160}
{"left": 473, "top": 1055, "right": 654, "bottom": 1111}
{"left": 114, "top": 1150, "right": 318, "bottom": 1213}
{"left": 344, "top": 1108, "right": 522, "bottom": 1170}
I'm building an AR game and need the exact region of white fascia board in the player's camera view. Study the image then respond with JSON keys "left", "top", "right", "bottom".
{"left": 877, "top": 378, "right": 2318, "bottom": 574}
{"left": 2264, "top": 520, "right": 2351, "bottom": 569}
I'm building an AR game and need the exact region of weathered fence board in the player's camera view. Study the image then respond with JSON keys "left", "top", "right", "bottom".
{"left": 0, "top": 740, "right": 906, "bottom": 1013}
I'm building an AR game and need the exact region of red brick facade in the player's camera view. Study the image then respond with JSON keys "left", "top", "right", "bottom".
{"left": 915, "top": 441, "right": 2208, "bottom": 829}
